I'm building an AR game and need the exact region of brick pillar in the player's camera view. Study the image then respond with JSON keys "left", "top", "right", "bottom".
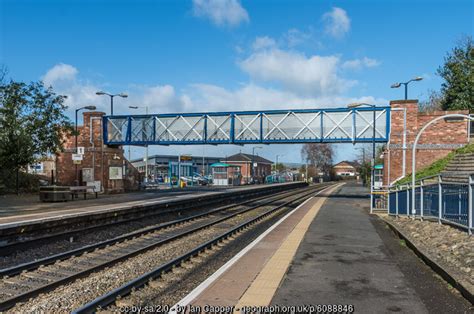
{"left": 384, "top": 100, "right": 418, "bottom": 185}
{"left": 55, "top": 111, "right": 138, "bottom": 193}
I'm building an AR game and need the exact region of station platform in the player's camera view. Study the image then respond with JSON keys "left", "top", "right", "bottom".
{"left": 174, "top": 182, "right": 470, "bottom": 313}
{"left": 0, "top": 183, "right": 300, "bottom": 227}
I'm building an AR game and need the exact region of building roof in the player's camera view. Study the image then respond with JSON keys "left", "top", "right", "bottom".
{"left": 210, "top": 162, "right": 240, "bottom": 168}
{"left": 130, "top": 154, "right": 222, "bottom": 163}
{"left": 333, "top": 160, "right": 360, "bottom": 169}
{"left": 223, "top": 153, "right": 273, "bottom": 164}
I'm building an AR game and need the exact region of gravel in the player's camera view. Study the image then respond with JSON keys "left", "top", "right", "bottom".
{"left": 7, "top": 194, "right": 304, "bottom": 313}
{"left": 384, "top": 216, "right": 474, "bottom": 287}
{"left": 0, "top": 188, "right": 304, "bottom": 269}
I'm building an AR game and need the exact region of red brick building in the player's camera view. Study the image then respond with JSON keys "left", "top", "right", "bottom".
{"left": 55, "top": 111, "right": 140, "bottom": 193}
{"left": 333, "top": 161, "right": 359, "bottom": 178}
{"left": 383, "top": 100, "right": 470, "bottom": 186}
{"left": 223, "top": 153, "right": 272, "bottom": 184}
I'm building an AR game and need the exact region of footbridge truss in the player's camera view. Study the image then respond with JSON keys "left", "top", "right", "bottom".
{"left": 103, "top": 106, "right": 390, "bottom": 145}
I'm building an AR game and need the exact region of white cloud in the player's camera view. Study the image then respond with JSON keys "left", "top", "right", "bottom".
{"left": 252, "top": 36, "right": 276, "bottom": 51}
{"left": 192, "top": 0, "right": 249, "bottom": 27}
{"left": 239, "top": 48, "right": 356, "bottom": 96}
{"left": 323, "top": 7, "right": 350, "bottom": 38}
{"left": 342, "top": 57, "right": 381, "bottom": 70}
{"left": 42, "top": 63, "right": 78, "bottom": 87}
{"left": 283, "top": 28, "right": 313, "bottom": 47}
{"left": 141, "top": 85, "right": 187, "bottom": 113}
{"left": 185, "top": 82, "right": 386, "bottom": 113}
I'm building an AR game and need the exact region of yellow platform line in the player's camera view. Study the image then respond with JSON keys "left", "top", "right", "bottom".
{"left": 235, "top": 184, "right": 342, "bottom": 309}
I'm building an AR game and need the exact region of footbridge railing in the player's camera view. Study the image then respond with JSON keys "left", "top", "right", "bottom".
{"left": 103, "top": 106, "right": 390, "bottom": 145}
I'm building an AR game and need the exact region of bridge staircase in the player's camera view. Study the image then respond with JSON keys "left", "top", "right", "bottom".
{"left": 440, "top": 153, "right": 474, "bottom": 184}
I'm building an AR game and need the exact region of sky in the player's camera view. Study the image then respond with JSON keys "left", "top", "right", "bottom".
{"left": 1, "top": 0, "right": 473, "bottom": 164}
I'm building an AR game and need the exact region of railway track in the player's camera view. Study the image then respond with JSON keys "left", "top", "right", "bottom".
{"left": 72, "top": 184, "right": 333, "bottom": 314}
{"left": 0, "top": 182, "right": 306, "bottom": 254}
{"left": 0, "top": 184, "right": 328, "bottom": 312}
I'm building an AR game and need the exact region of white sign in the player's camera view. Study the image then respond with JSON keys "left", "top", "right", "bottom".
{"left": 72, "top": 154, "right": 83, "bottom": 161}
{"left": 109, "top": 166, "right": 123, "bottom": 180}
{"left": 82, "top": 168, "right": 94, "bottom": 182}
{"left": 77, "top": 147, "right": 85, "bottom": 155}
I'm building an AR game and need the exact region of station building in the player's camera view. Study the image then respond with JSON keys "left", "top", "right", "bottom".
{"left": 130, "top": 155, "right": 221, "bottom": 183}
{"left": 224, "top": 153, "right": 273, "bottom": 184}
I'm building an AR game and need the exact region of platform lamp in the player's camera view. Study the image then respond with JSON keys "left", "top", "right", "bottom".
{"left": 390, "top": 77, "right": 423, "bottom": 100}
{"left": 251, "top": 146, "right": 262, "bottom": 183}
{"left": 95, "top": 91, "right": 128, "bottom": 115}
{"left": 275, "top": 154, "right": 285, "bottom": 172}
{"left": 348, "top": 102, "right": 376, "bottom": 213}
{"left": 75, "top": 105, "right": 97, "bottom": 186}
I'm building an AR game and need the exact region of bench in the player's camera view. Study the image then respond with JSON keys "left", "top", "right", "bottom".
{"left": 70, "top": 186, "right": 98, "bottom": 200}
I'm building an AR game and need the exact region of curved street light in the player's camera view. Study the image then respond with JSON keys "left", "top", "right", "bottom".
{"left": 96, "top": 91, "right": 128, "bottom": 115}
{"left": 391, "top": 77, "right": 423, "bottom": 100}
{"left": 411, "top": 114, "right": 474, "bottom": 217}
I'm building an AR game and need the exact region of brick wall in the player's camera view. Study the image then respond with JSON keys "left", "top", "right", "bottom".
{"left": 224, "top": 161, "right": 271, "bottom": 184}
{"left": 383, "top": 100, "right": 469, "bottom": 185}
{"left": 56, "top": 111, "right": 140, "bottom": 193}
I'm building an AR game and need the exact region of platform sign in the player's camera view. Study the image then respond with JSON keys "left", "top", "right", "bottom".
{"left": 77, "top": 147, "right": 85, "bottom": 155}
{"left": 72, "top": 154, "right": 83, "bottom": 161}
{"left": 180, "top": 155, "right": 192, "bottom": 161}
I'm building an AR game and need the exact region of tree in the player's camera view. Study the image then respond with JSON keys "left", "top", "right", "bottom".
{"left": 0, "top": 79, "right": 72, "bottom": 193}
{"left": 437, "top": 36, "right": 474, "bottom": 111}
{"left": 301, "top": 143, "right": 334, "bottom": 175}
{"left": 419, "top": 90, "right": 444, "bottom": 113}
{"left": 272, "top": 162, "right": 285, "bottom": 172}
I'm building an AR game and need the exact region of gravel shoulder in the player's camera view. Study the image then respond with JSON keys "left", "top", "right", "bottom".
{"left": 382, "top": 215, "right": 474, "bottom": 300}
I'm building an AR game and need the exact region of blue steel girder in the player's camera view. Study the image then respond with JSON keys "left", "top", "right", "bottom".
{"left": 103, "top": 106, "right": 391, "bottom": 145}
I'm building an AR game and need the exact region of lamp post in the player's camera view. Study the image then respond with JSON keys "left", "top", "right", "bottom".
{"left": 275, "top": 154, "right": 285, "bottom": 172}
{"left": 251, "top": 146, "right": 262, "bottom": 184}
{"left": 348, "top": 103, "right": 377, "bottom": 213}
{"left": 355, "top": 147, "right": 366, "bottom": 184}
{"left": 391, "top": 77, "right": 423, "bottom": 100}
{"left": 74, "top": 105, "right": 97, "bottom": 185}
{"left": 129, "top": 106, "right": 149, "bottom": 183}
{"left": 96, "top": 91, "right": 128, "bottom": 115}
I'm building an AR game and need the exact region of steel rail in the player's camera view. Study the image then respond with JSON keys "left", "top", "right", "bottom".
{"left": 0, "top": 183, "right": 306, "bottom": 253}
{"left": 0, "top": 185, "right": 314, "bottom": 278}
{"left": 0, "top": 185, "right": 324, "bottom": 311}
{"left": 73, "top": 185, "right": 332, "bottom": 313}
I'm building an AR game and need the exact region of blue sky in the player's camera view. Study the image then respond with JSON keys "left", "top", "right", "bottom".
{"left": 1, "top": 0, "right": 473, "bottom": 163}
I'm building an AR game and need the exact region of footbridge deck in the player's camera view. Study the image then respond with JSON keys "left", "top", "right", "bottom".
{"left": 103, "top": 106, "right": 390, "bottom": 145}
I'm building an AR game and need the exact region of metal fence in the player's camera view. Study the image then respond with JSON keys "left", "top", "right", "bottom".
{"left": 387, "top": 175, "right": 473, "bottom": 235}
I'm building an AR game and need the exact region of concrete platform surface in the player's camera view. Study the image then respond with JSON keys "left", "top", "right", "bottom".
{"left": 271, "top": 183, "right": 472, "bottom": 313}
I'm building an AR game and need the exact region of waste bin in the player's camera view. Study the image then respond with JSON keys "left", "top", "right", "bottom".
{"left": 39, "top": 186, "right": 70, "bottom": 202}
